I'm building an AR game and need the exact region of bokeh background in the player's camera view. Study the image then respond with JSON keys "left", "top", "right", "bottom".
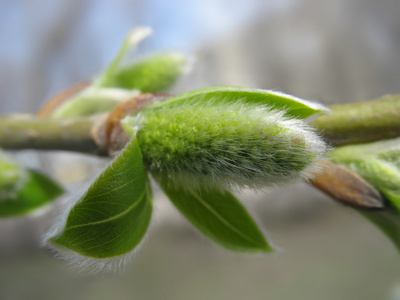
{"left": 1, "top": 0, "right": 400, "bottom": 299}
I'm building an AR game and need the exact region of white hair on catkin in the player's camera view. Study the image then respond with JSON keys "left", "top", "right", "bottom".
{"left": 133, "top": 96, "right": 329, "bottom": 192}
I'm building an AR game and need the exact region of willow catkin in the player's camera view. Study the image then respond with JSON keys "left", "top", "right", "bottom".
{"left": 124, "top": 97, "right": 328, "bottom": 191}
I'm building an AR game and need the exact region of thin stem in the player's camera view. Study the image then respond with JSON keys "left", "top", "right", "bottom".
{"left": 313, "top": 94, "right": 400, "bottom": 146}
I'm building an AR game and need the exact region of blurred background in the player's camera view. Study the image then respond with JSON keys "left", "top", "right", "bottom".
{"left": 1, "top": 0, "right": 400, "bottom": 299}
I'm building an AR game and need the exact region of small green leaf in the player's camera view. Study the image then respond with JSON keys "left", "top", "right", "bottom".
{"left": 157, "top": 179, "right": 272, "bottom": 253}
{"left": 150, "top": 86, "right": 329, "bottom": 119}
{"left": 110, "top": 53, "right": 186, "bottom": 92}
{"left": 0, "top": 169, "right": 63, "bottom": 217}
{"left": 0, "top": 152, "right": 63, "bottom": 217}
{"left": 47, "top": 136, "right": 152, "bottom": 259}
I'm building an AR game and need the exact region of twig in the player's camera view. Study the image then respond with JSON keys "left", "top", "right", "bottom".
{"left": 0, "top": 115, "right": 105, "bottom": 155}
{"left": 0, "top": 93, "right": 399, "bottom": 155}
{"left": 313, "top": 94, "right": 400, "bottom": 146}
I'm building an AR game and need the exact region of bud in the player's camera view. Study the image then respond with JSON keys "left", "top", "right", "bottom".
{"left": 0, "top": 151, "right": 26, "bottom": 199}
{"left": 331, "top": 138, "right": 400, "bottom": 251}
{"left": 331, "top": 137, "right": 400, "bottom": 208}
{"left": 110, "top": 53, "right": 187, "bottom": 93}
{"left": 97, "top": 27, "right": 186, "bottom": 93}
{"left": 0, "top": 151, "right": 63, "bottom": 217}
{"left": 123, "top": 87, "right": 328, "bottom": 191}
{"left": 49, "top": 28, "right": 186, "bottom": 120}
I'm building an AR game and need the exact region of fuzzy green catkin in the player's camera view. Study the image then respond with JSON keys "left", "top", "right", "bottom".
{"left": 129, "top": 99, "right": 327, "bottom": 190}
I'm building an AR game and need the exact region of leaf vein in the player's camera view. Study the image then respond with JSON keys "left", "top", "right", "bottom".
{"left": 66, "top": 190, "right": 146, "bottom": 230}
{"left": 187, "top": 189, "right": 261, "bottom": 247}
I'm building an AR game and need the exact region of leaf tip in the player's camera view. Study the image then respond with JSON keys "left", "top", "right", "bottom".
{"left": 43, "top": 208, "right": 150, "bottom": 275}
{"left": 127, "top": 27, "right": 153, "bottom": 47}
{"left": 45, "top": 236, "right": 146, "bottom": 276}
{"left": 257, "top": 241, "right": 275, "bottom": 254}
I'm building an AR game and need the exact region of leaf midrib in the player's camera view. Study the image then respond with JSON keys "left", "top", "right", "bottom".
{"left": 83, "top": 175, "right": 141, "bottom": 201}
{"left": 66, "top": 190, "right": 146, "bottom": 230}
{"left": 187, "top": 188, "right": 262, "bottom": 247}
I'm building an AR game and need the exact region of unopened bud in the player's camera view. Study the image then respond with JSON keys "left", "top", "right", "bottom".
{"left": 123, "top": 88, "right": 328, "bottom": 190}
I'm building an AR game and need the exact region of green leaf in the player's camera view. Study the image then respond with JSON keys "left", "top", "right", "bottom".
{"left": 47, "top": 136, "right": 152, "bottom": 259}
{"left": 0, "top": 151, "right": 63, "bottom": 217}
{"left": 0, "top": 169, "right": 63, "bottom": 217}
{"left": 157, "top": 179, "right": 272, "bottom": 253}
{"left": 110, "top": 53, "right": 186, "bottom": 92}
{"left": 150, "top": 86, "right": 329, "bottom": 119}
